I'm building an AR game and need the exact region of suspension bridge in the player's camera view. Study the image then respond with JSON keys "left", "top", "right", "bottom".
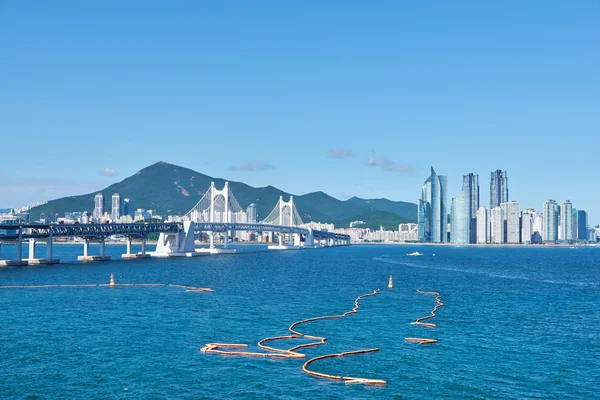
{"left": 0, "top": 182, "right": 350, "bottom": 266}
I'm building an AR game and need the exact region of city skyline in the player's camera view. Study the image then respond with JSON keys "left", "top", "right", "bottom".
{"left": 1, "top": 2, "right": 598, "bottom": 222}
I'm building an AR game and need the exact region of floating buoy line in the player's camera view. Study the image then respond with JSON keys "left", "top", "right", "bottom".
{"left": 0, "top": 273, "right": 214, "bottom": 292}
{"left": 405, "top": 289, "right": 444, "bottom": 345}
{"left": 201, "top": 290, "right": 386, "bottom": 385}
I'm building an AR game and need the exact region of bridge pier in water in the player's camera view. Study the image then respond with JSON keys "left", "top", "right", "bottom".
{"left": 122, "top": 237, "right": 150, "bottom": 259}
{"left": 78, "top": 239, "right": 111, "bottom": 262}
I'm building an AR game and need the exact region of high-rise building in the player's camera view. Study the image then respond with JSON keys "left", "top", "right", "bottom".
{"left": 559, "top": 200, "right": 573, "bottom": 241}
{"left": 521, "top": 209, "right": 534, "bottom": 244}
{"left": 577, "top": 210, "right": 588, "bottom": 241}
{"left": 476, "top": 206, "right": 488, "bottom": 244}
{"left": 490, "top": 170, "right": 508, "bottom": 209}
{"left": 463, "top": 173, "right": 479, "bottom": 243}
{"left": 418, "top": 175, "right": 432, "bottom": 242}
{"left": 429, "top": 167, "right": 448, "bottom": 243}
{"left": 93, "top": 193, "right": 104, "bottom": 222}
{"left": 246, "top": 203, "right": 257, "bottom": 223}
{"left": 543, "top": 200, "right": 559, "bottom": 242}
{"left": 123, "top": 198, "right": 135, "bottom": 217}
{"left": 418, "top": 167, "right": 447, "bottom": 243}
{"left": 450, "top": 191, "right": 469, "bottom": 244}
{"left": 571, "top": 208, "right": 578, "bottom": 240}
{"left": 490, "top": 207, "right": 504, "bottom": 244}
{"left": 501, "top": 201, "right": 520, "bottom": 243}
{"left": 417, "top": 199, "right": 431, "bottom": 242}
{"left": 532, "top": 211, "right": 543, "bottom": 240}
{"left": 111, "top": 193, "right": 121, "bottom": 221}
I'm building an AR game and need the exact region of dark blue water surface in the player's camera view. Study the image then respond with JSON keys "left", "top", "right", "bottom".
{"left": 1, "top": 244, "right": 599, "bottom": 399}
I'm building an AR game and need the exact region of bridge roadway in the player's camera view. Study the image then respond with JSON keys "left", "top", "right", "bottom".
{"left": 0, "top": 222, "right": 350, "bottom": 266}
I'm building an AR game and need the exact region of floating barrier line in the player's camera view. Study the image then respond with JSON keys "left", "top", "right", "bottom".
{"left": 405, "top": 289, "right": 443, "bottom": 345}
{"left": 201, "top": 290, "right": 386, "bottom": 385}
{"left": 0, "top": 276, "right": 213, "bottom": 293}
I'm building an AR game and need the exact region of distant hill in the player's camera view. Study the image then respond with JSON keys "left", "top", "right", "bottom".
{"left": 28, "top": 162, "right": 417, "bottom": 230}
{"left": 344, "top": 197, "right": 417, "bottom": 221}
{"left": 0, "top": 208, "right": 11, "bottom": 213}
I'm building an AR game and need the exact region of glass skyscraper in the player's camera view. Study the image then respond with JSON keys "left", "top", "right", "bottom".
{"left": 462, "top": 173, "right": 479, "bottom": 243}
{"left": 418, "top": 167, "right": 447, "bottom": 243}
{"left": 450, "top": 191, "right": 469, "bottom": 244}
{"left": 490, "top": 170, "right": 508, "bottom": 209}
{"left": 577, "top": 210, "right": 588, "bottom": 241}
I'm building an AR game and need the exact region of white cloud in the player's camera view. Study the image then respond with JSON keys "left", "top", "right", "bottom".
{"left": 327, "top": 148, "right": 356, "bottom": 159}
{"left": 101, "top": 167, "right": 119, "bottom": 177}
{"left": 365, "top": 157, "right": 377, "bottom": 166}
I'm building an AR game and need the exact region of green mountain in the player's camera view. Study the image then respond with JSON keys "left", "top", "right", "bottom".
{"left": 29, "top": 162, "right": 417, "bottom": 230}
{"left": 344, "top": 197, "right": 417, "bottom": 221}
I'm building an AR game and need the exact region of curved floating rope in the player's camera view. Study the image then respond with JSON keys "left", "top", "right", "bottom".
{"left": 201, "top": 290, "right": 386, "bottom": 385}
{"left": 1, "top": 280, "right": 213, "bottom": 292}
{"left": 405, "top": 289, "right": 443, "bottom": 345}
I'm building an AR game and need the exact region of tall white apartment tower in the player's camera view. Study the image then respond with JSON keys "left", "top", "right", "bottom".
{"left": 490, "top": 206, "right": 504, "bottom": 244}
{"left": 111, "top": 193, "right": 121, "bottom": 221}
{"left": 476, "top": 206, "right": 488, "bottom": 244}
{"left": 501, "top": 201, "right": 520, "bottom": 244}
{"left": 93, "top": 193, "right": 104, "bottom": 222}
{"left": 521, "top": 209, "right": 534, "bottom": 244}
{"left": 543, "top": 200, "right": 559, "bottom": 242}
{"left": 559, "top": 200, "right": 573, "bottom": 241}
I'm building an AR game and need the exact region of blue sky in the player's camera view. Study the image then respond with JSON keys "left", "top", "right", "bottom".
{"left": 1, "top": 1, "right": 598, "bottom": 222}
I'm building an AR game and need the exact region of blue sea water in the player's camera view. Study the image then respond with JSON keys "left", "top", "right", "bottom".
{"left": 1, "top": 244, "right": 599, "bottom": 399}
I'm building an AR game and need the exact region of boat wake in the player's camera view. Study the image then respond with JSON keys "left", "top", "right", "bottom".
{"left": 373, "top": 256, "right": 598, "bottom": 288}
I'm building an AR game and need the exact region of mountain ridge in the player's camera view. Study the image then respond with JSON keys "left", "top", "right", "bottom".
{"left": 28, "top": 162, "right": 417, "bottom": 230}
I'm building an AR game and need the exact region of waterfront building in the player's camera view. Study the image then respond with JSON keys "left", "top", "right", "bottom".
{"left": 490, "top": 170, "right": 508, "bottom": 209}
{"left": 577, "top": 210, "right": 588, "bottom": 241}
{"left": 559, "top": 200, "right": 573, "bottom": 241}
{"left": 543, "top": 200, "right": 559, "bottom": 242}
{"left": 417, "top": 199, "right": 431, "bottom": 242}
{"left": 123, "top": 198, "right": 135, "bottom": 217}
{"left": 429, "top": 167, "right": 448, "bottom": 243}
{"left": 532, "top": 211, "right": 544, "bottom": 241}
{"left": 398, "top": 223, "right": 419, "bottom": 242}
{"left": 111, "top": 193, "right": 121, "bottom": 221}
{"left": 93, "top": 193, "right": 104, "bottom": 222}
{"left": 463, "top": 173, "right": 479, "bottom": 243}
{"left": 476, "top": 206, "right": 488, "bottom": 244}
{"left": 246, "top": 203, "right": 257, "bottom": 223}
{"left": 490, "top": 206, "right": 504, "bottom": 244}
{"left": 501, "top": 201, "right": 520, "bottom": 243}
{"left": 450, "top": 191, "right": 469, "bottom": 244}
{"left": 572, "top": 208, "right": 578, "bottom": 240}
{"left": 418, "top": 171, "right": 432, "bottom": 242}
{"left": 521, "top": 209, "right": 534, "bottom": 244}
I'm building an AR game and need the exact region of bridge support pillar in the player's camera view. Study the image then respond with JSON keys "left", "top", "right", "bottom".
{"left": 293, "top": 233, "right": 301, "bottom": 247}
{"left": 126, "top": 237, "right": 132, "bottom": 255}
{"left": 46, "top": 232, "right": 53, "bottom": 259}
{"left": 78, "top": 238, "right": 110, "bottom": 262}
{"left": 15, "top": 229, "right": 23, "bottom": 263}
{"left": 278, "top": 233, "right": 283, "bottom": 246}
{"left": 224, "top": 229, "right": 229, "bottom": 249}
{"left": 141, "top": 238, "right": 147, "bottom": 255}
{"left": 28, "top": 239, "right": 36, "bottom": 260}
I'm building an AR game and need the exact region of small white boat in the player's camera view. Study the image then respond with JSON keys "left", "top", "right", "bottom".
{"left": 406, "top": 251, "right": 423, "bottom": 257}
